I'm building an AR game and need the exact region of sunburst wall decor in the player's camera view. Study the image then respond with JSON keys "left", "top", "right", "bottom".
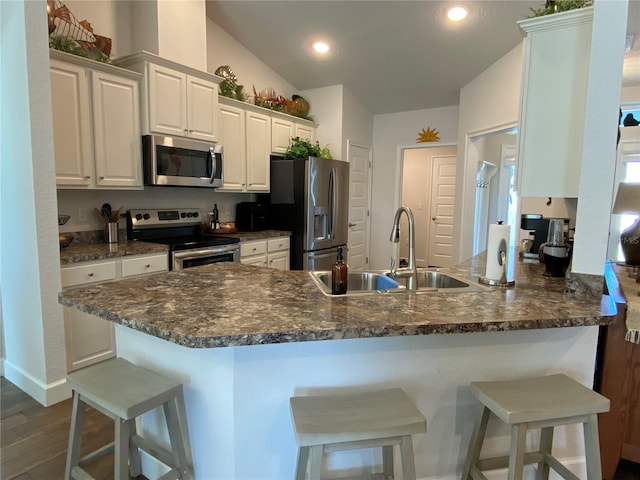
{"left": 417, "top": 127, "right": 440, "bottom": 143}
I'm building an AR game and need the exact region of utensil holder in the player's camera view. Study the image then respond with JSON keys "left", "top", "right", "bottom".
{"left": 104, "top": 222, "right": 119, "bottom": 243}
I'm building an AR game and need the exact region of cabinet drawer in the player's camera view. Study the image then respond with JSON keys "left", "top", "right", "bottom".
{"left": 240, "top": 240, "right": 267, "bottom": 257}
{"left": 267, "top": 237, "right": 290, "bottom": 253}
{"left": 121, "top": 254, "right": 168, "bottom": 278}
{"left": 61, "top": 261, "right": 117, "bottom": 287}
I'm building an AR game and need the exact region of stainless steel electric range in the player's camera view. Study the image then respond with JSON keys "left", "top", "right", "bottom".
{"left": 127, "top": 208, "right": 239, "bottom": 270}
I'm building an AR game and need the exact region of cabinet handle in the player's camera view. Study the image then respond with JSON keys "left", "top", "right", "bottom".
{"left": 84, "top": 176, "right": 91, "bottom": 180}
{"left": 88, "top": 272, "right": 94, "bottom": 277}
{"left": 145, "top": 264, "right": 151, "bottom": 268}
{"left": 99, "top": 176, "right": 105, "bottom": 180}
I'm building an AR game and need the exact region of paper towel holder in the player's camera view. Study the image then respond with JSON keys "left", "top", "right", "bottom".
{"left": 479, "top": 235, "right": 515, "bottom": 287}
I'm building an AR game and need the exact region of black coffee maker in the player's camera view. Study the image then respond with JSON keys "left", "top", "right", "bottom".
{"left": 520, "top": 214, "right": 550, "bottom": 259}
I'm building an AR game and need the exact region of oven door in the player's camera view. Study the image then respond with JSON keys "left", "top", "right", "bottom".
{"left": 143, "top": 135, "right": 223, "bottom": 188}
{"left": 172, "top": 244, "right": 239, "bottom": 270}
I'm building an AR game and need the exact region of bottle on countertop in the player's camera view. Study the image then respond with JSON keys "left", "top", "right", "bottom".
{"left": 331, "top": 246, "right": 348, "bottom": 295}
{"left": 212, "top": 203, "right": 220, "bottom": 229}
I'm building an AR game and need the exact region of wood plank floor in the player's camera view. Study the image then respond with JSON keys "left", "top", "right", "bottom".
{"left": 2, "top": 376, "right": 640, "bottom": 479}
{"left": 1, "top": 376, "right": 148, "bottom": 480}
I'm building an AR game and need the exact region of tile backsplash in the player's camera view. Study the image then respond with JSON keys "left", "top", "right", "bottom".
{"left": 57, "top": 188, "right": 253, "bottom": 233}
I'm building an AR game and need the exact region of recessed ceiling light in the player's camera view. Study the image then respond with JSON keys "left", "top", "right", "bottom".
{"left": 313, "top": 41, "right": 330, "bottom": 54}
{"left": 447, "top": 6, "right": 468, "bottom": 22}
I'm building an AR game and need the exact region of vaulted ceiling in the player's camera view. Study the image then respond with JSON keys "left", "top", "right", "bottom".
{"left": 207, "top": 1, "right": 640, "bottom": 115}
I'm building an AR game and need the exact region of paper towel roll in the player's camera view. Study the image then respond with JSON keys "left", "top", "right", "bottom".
{"left": 485, "top": 223, "right": 511, "bottom": 281}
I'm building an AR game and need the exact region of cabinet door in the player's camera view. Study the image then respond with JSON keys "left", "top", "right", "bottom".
{"left": 241, "top": 255, "right": 268, "bottom": 267}
{"left": 148, "top": 63, "right": 188, "bottom": 137}
{"left": 64, "top": 308, "right": 116, "bottom": 372}
{"left": 295, "top": 123, "right": 316, "bottom": 144}
{"left": 217, "top": 103, "right": 247, "bottom": 191}
{"left": 187, "top": 75, "right": 218, "bottom": 142}
{"left": 50, "top": 60, "right": 93, "bottom": 187}
{"left": 91, "top": 70, "right": 143, "bottom": 188}
{"left": 246, "top": 111, "right": 271, "bottom": 192}
{"left": 516, "top": 9, "right": 592, "bottom": 197}
{"left": 268, "top": 250, "right": 289, "bottom": 270}
{"left": 271, "top": 117, "right": 294, "bottom": 154}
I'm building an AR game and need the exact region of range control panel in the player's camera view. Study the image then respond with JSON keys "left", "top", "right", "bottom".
{"left": 129, "top": 208, "right": 202, "bottom": 229}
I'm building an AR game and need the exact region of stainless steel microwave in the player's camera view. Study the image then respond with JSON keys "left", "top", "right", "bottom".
{"left": 142, "top": 135, "right": 223, "bottom": 188}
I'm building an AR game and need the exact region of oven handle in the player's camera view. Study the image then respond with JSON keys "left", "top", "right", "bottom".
{"left": 173, "top": 245, "right": 239, "bottom": 260}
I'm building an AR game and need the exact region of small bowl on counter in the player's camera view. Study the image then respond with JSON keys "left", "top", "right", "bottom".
{"left": 59, "top": 233, "right": 74, "bottom": 249}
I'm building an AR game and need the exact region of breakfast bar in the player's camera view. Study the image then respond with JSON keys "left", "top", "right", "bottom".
{"left": 58, "top": 254, "right": 616, "bottom": 479}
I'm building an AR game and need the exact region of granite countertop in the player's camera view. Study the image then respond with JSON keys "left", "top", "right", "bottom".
{"left": 59, "top": 230, "right": 290, "bottom": 265}
{"left": 59, "top": 240, "right": 169, "bottom": 265}
{"left": 58, "top": 252, "right": 617, "bottom": 348}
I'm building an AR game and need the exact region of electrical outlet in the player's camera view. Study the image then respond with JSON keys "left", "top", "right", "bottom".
{"left": 78, "top": 208, "right": 88, "bottom": 222}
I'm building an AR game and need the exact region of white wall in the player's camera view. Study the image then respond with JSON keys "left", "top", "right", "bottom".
{"left": 60, "top": 0, "right": 133, "bottom": 58}
{"left": 621, "top": 84, "right": 640, "bottom": 104}
{"left": 370, "top": 106, "right": 459, "bottom": 269}
{"left": 301, "top": 85, "right": 344, "bottom": 158}
{"left": 206, "top": 18, "right": 298, "bottom": 95}
{"left": 1, "top": 0, "right": 68, "bottom": 405}
{"left": 342, "top": 87, "right": 374, "bottom": 155}
{"left": 456, "top": 44, "right": 523, "bottom": 262}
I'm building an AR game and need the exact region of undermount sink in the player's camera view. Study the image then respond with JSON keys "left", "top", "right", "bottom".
{"left": 310, "top": 271, "right": 401, "bottom": 296}
{"left": 388, "top": 270, "right": 486, "bottom": 292}
{"left": 309, "top": 269, "right": 487, "bottom": 296}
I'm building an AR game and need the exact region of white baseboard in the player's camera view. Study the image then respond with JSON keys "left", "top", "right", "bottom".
{"left": 138, "top": 454, "right": 587, "bottom": 480}
{"left": 417, "top": 457, "right": 586, "bottom": 480}
{"left": 2, "top": 360, "right": 71, "bottom": 406}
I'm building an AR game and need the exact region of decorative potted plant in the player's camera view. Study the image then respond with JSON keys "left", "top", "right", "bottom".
{"left": 527, "top": 0, "right": 593, "bottom": 17}
{"left": 284, "top": 137, "right": 322, "bottom": 159}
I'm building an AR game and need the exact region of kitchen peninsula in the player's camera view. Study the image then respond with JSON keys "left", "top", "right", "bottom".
{"left": 59, "top": 255, "right": 616, "bottom": 479}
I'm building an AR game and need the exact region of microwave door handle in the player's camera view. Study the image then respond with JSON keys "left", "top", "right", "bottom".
{"left": 207, "top": 147, "right": 218, "bottom": 183}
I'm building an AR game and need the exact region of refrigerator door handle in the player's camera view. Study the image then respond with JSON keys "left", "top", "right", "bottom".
{"left": 329, "top": 167, "right": 337, "bottom": 239}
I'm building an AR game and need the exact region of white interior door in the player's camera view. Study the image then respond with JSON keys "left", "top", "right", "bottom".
{"left": 428, "top": 155, "right": 457, "bottom": 267}
{"left": 347, "top": 142, "right": 372, "bottom": 271}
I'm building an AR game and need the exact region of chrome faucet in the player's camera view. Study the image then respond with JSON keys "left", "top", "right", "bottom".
{"left": 389, "top": 206, "right": 418, "bottom": 290}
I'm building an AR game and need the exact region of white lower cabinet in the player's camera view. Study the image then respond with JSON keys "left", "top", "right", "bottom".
{"left": 61, "top": 253, "right": 168, "bottom": 372}
{"left": 240, "top": 237, "right": 290, "bottom": 270}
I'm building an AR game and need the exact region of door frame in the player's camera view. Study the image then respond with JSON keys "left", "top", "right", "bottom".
{"left": 347, "top": 140, "right": 373, "bottom": 269}
{"left": 394, "top": 143, "right": 457, "bottom": 264}
{"left": 460, "top": 122, "right": 517, "bottom": 262}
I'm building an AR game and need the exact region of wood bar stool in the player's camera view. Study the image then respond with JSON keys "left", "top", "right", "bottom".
{"left": 64, "top": 357, "right": 194, "bottom": 480}
{"left": 461, "top": 374, "right": 610, "bottom": 480}
{"left": 290, "top": 387, "right": 426, "bottom": 480}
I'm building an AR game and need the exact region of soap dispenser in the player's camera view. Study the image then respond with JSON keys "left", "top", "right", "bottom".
{"left": 331, "top": 247, "right": 348, "bottom": 295}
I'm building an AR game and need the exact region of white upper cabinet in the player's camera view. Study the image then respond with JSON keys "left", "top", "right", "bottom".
{"left": 516, "top": 7, "right": 593, "bottom": 198}
{"left": 246, "top": 110, "right": 271, "bottom": 191}
{"left": 295, "top": 123, "right": 316, "bottom": 144}
{"left": 50, "top": 49, "right": 143, "bottom": 189}
{"left": 270, "top": 114, "right": 316, "bottom": 154}
{"left": 217, "top": 96, "right": 317, "bottom": 192}
{"left": 217, "top": 101, "right": 247, "bottom": 191}
{"left": 271, "top": 117, "right": 294, "bottom": 154}
{"left": 91, "top": 70, "right": 143, "bottom": 188}
{"left": 116, "top": 51, "right": 221, "bottom": 142}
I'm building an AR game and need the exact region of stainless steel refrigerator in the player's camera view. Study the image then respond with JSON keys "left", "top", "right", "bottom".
{"left": 268, "top": 156, "right": 349, "bottom": 270}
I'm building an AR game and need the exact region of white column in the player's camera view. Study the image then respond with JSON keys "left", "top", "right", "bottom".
{"left": 572, "top": 0, "right": 629, "bottom": 275}
{"left": 1, "top": 0, "right": 68, "bottom": 404}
